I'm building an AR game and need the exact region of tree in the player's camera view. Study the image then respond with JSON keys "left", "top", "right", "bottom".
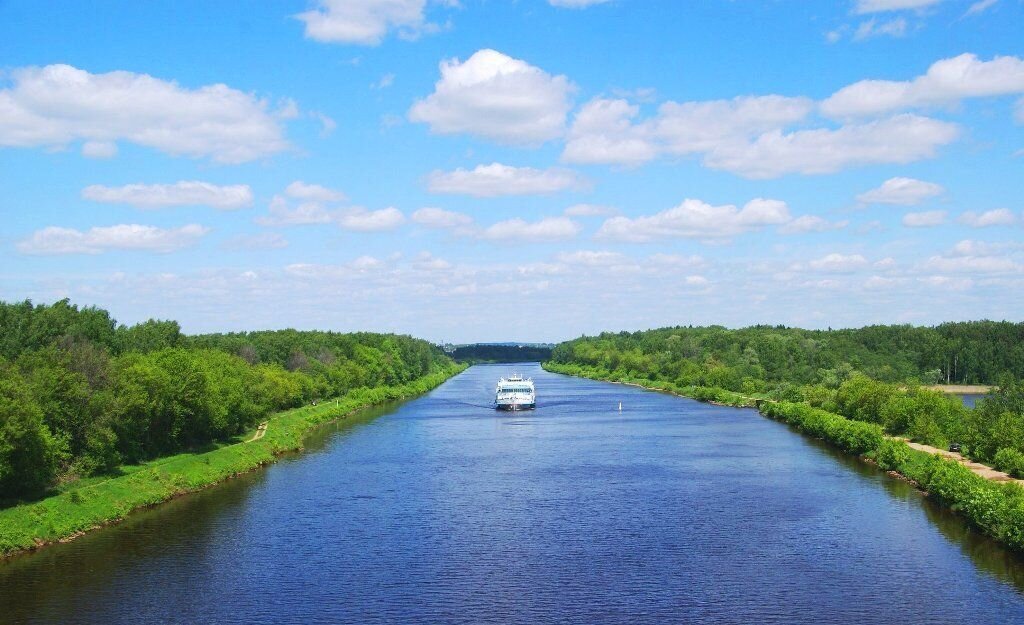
{"left": 0, "top": 361, "right": 62, "bottom": 498}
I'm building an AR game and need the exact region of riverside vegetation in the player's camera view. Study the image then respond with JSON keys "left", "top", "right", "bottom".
{"left": 0, "top": 299, "right": 463, "bottom": 556}
{"left": 546, "top": 323, "right": 1024, "bottom": 551}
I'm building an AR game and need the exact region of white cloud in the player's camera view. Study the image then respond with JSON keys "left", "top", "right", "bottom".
{"left": 564, "top": 203, "right": 616, "bottom": 217}
{"left": 965, "top": 0, "right": 999, "bottom": 16}
{"left": 855, "top": 0, "right": 943, "bottom": 13}
{"left": 596, "top": 198, "right": 791, "bottom": 242}
{"left": 555, "top": 250, "right": 629, "bottom": 267}
{"left": 0, "top": 64, "right": 290, "bottom": 163}
{"left": 778, "top": 215, "right": 849, "bottom": 234}
{"left": 222, "top": 233, "right": 289, "bottom": 251}
{"left": 17, "top": 224, "right": 208, "bottom": 255}
{"left": 561, "top": 98, "right": 659, "bottom": 166}
{"left": 427, "top": 163, "right": 586, "bottom": 197}
{"left": 285, "top": 181, "right": 346, "bottom": 202}
{"left": 958, "top": 208, "right": 1018, "bottom": 227}
{"left": 411, "top": 207, "right": 473, "bottom": 228}
{"left": 373, "top": 73, "right": 396, "bottom": 89}
{"left": 256, "top": 195, "right": 336, "bottom": 226}
{"left": 856, "top": 177, "right": 944, "bottom": 205}
{"left": 562, "top": 95, "right": 813, "bottom": 167}
{"left": 854, "top": 17, "right": 907, "bottom": 40}
{"left": 704, "top": 114, "right": 959, "bottom": 178}
{"left": 295, "top": 0, "right": 443, "bottom": 45}
{"left": 81, "top": 141, "right": 117, "bottom": 159}
{"left": 822, "top": 53, "right": 1024, "bottom": 118}
{"left": 479, "top": 217, "right": 580, "bottom": 242}
{"left": 549, "top": 0, "right": 612, "bottom": 7}
{"left": 923, "top": 254, "right": 1023, "bottom": 274}
{"left": 408, "top": 49, "right": 575, "bottom": 145}
{"left": 902, "top": 209, "right": 947, "bottom": 226}
{"left": 337, "top": 207, "right": 405, "bottom": 231}
{"left": 808, "top": 253, "right": 869, "bottom": 272}
{"left": 82, "top": 181, "right": 253, "bottom": 210}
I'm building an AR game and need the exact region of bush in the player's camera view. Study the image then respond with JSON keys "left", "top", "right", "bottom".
{"left": 994, "top": 448, "right": 1024, "bottom": 478}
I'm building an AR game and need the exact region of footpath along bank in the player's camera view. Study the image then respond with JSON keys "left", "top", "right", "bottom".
{"left": 0, "top": 365, "right": 466, "bottom": 559}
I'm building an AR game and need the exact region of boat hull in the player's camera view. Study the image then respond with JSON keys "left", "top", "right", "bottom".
{"left": 495, "top": 402, "right": 536, "bottom": 411}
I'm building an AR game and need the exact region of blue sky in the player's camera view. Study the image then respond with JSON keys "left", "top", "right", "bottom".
{"left": 1, "top": 0, "right": 1022, "bottom": 342}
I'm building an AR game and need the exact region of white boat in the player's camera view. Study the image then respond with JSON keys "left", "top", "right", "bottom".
{"left": 495, "top": 374, "right": 535, "bottom": 411}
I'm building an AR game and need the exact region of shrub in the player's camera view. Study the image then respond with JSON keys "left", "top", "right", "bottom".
{"left": 994, "top": 448, "right": 1024, "bottom": 478}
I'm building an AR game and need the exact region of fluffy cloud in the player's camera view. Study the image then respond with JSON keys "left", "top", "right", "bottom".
{"left": 17, "top": 224, "right": 208, "bottom": 255}
{"left": 256, "top": 195, "right": 335, "bottom": 226}
{"left": 706, "top": 114, "right": 958, "bottom": 178}
{"left": 808, "top": 253, "right": 869, "bottom": 272}
{"left": 337, "top": 207, "right": 405, "bottom": 231}
{"left": 855, "top": 0, "right": 943, "bottom": 13}
{"left": 296, "top": 0, "right": 442, "bottom": 45}
{"left": 596, "top": 198, "right": 791, "bottom": 242}
{"left": 822, "top": 54, "right": 1024, "bottom": 118}
{"left": 856, "top": 177, "right": 944, "bottom": 205}
{"left": 958, "top": 208, "right": 1018, "bottom": 227}
{"left": 411, "top": 207, "right": 474, "bottom": 228}
{"left": 902, "top": 210, "right": 947, "bottom": 226}
{"left": 82, "top": 181, "right": 253, "bottom": 210}
{"left": 479, "top": 217, "right": 581, "bottom": 242}
{"left": 0, "top": 64, "right": 290, "bottom": 163}
{"left": 426, "top": 163, "right": 586, "bottom": 197}
{"left": 562, "top": 95, "right": 813, "bottom": 167}
{"left": 284, "top": 181, "right": 346, "bottom": 202}
{"left": 408, "top": 49, "right": 575, "bottom": 144}
{"left": 778, "top": 215, "right": 849, "bottom": 234}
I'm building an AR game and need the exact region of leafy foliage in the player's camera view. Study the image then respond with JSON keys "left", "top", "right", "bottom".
{"left": 0, "top": 299, "right": 454, "bottom": 501}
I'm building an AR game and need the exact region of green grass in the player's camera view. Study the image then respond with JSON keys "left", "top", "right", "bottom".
{"left": 0, "top": 364, "right": 466, "bottom": 557}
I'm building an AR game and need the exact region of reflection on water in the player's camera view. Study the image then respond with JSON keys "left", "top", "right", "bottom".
{"left": 2, "top": 364, "right": 1024, "bottom": 625}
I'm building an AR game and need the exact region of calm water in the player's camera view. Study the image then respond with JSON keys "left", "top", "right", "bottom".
{"left": 3, "top": 363, "right": 1024, "bottom": 624}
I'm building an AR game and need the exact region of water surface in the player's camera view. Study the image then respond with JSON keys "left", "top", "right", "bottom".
{"left": 3, "top": 363, "right": 1024, "bottom": 624}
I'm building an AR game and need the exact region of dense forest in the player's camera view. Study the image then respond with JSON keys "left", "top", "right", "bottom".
{"left": 449, "top": 344, "right": 553, "bottom": 363}
{"left": 549, "top": 322, "right": 1024, "bottom": 471}
{"left": 0, "top": 299, "right": 454, "bottom": 501}
{"left": 551, "top": 323, "right": 1024, "bottom": 389}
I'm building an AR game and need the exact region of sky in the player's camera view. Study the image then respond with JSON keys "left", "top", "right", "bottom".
{"left": 1, "top": 0, "right": 1023, "bottom": 343}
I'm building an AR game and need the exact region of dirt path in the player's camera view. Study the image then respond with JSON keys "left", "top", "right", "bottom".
{"left": 900, "top": 439, "right": 1024, "bottom": 485}
{"left": 249, "top": 422, "right": 268, "bottom": 442}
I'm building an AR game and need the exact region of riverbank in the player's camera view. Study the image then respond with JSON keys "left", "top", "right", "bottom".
{"left": 543, "top": 362, "right": 1024, "bottom": 553}
{"left": 928, "top": 384, "right": 993, "bottom": 394}
{"left": 0, "top": 364, "right": 466, "bottom": 559}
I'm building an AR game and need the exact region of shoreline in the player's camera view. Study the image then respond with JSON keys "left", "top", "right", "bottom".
{"left": 928, "top": 384, "right": 992, "bottom": 394}
{"left": 0, "top": 365, "right": 466, "bottom": 560}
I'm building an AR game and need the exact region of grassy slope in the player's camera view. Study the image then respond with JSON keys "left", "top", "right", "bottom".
{"left": 0, "top": 364, "right": 465, "bottom": 557}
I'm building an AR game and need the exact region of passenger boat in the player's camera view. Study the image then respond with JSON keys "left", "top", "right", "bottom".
{"left": 495, "top": 374, "right": 535, "bottom": 411}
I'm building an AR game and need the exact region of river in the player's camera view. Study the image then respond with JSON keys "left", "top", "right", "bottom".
{"left": 2, "top": 363, "right": 1024, "bottom": 624}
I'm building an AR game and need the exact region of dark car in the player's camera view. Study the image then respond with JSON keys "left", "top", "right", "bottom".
{"left": 949, "top": 443, "right": 962, "bottom": 453}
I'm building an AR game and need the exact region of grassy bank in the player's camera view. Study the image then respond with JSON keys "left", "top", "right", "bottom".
{"left": 0, "top": 364, "right": 465, "bottom": 558}
{"left": 544, "top": 361, "right": 1024, "bottom": 553}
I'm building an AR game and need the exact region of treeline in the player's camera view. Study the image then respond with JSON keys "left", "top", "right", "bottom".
{"left": 549, "top": 322, "right": 1024, "bottom": 471}
{"left": 551, "top": 322, "right": 1024, "bottom": 390}
{"left": 0, "top": 299, "right": 454, "bottom": 501}
{"left": 449, "top": 344, "right": 553, "bottom": 363}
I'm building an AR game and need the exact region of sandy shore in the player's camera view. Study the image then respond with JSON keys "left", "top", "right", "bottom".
{"left": 927, "top": 384, "right": 993, "bottom": 394}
